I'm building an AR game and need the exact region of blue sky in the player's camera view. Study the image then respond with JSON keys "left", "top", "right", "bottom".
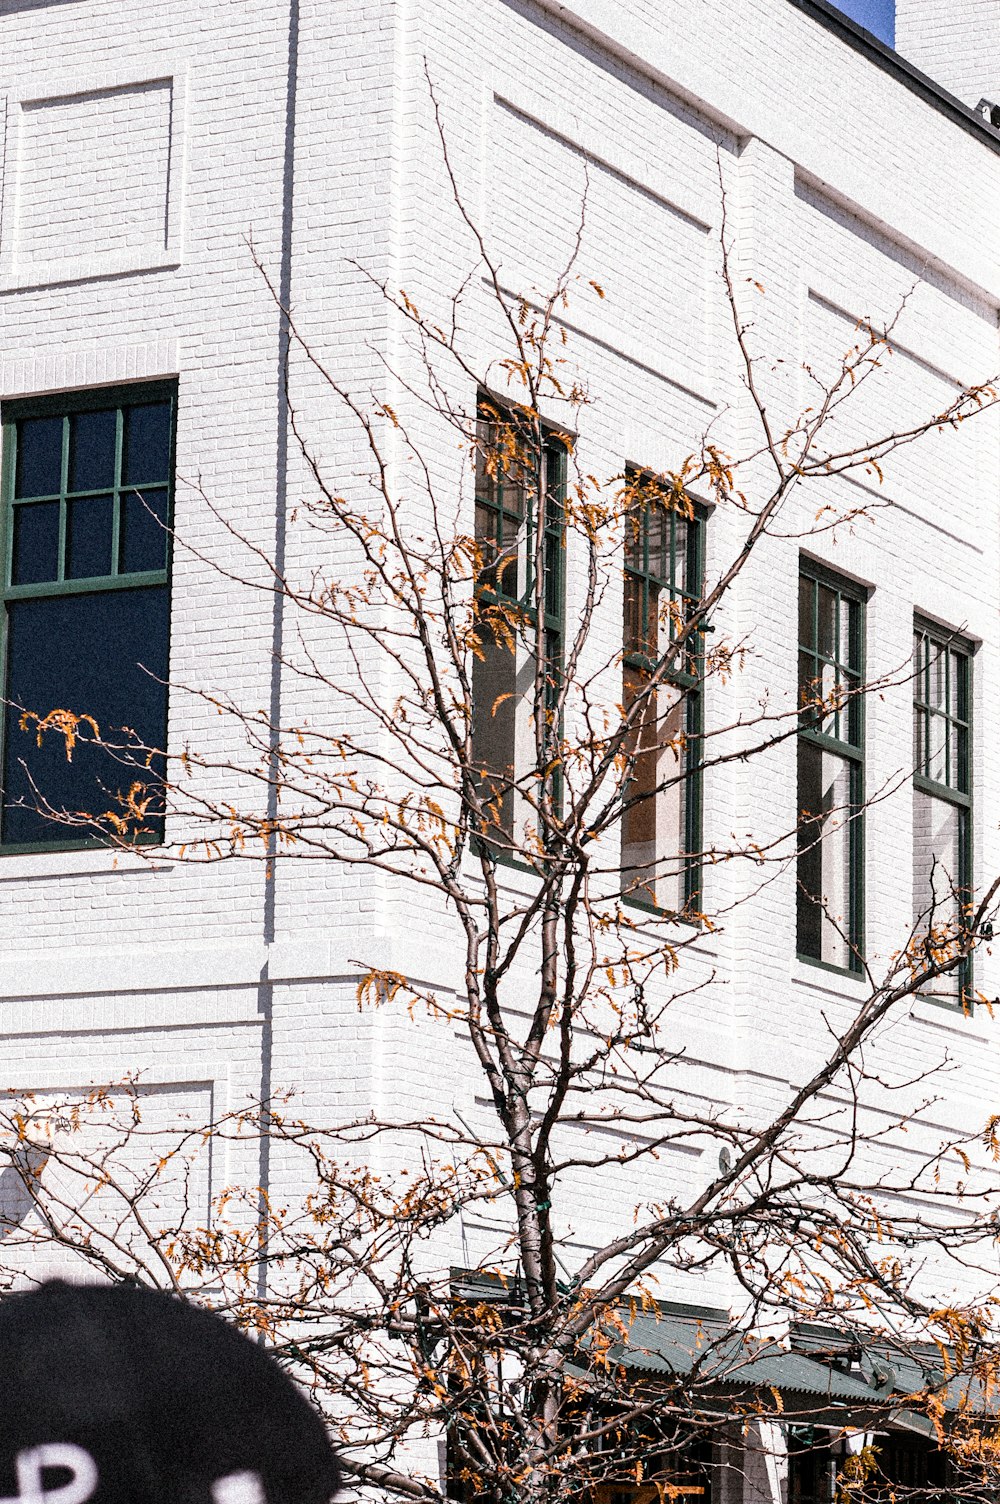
{"left": 832, "top": 0, "right": 895, "bottom": 46}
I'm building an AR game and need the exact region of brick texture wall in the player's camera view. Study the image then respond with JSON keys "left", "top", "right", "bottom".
{"left": 0, "top": 0, "right": 998, "bottom": 1491}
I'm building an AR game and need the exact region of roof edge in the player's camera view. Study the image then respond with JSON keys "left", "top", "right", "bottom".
{"left": 786, "top": 0, "right": 1000, "bottom": 155}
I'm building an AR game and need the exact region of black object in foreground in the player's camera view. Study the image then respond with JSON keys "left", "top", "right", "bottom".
{"left": 0, "top": 1280, "right": 341, "bottom": 1504}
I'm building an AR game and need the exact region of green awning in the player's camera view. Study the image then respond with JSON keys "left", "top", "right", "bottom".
{"left": 452, "top": 1275, "right": 997, "bottom": 1423}
{"left": 594, "top": 1305, "right": 998, "bottom": 1420}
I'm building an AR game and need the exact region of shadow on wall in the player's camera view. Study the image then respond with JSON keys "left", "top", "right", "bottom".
{"left": 0, "top": 0, "right": 83, "bottom": 12}
{"left": 0, "top": 1146, "right": 50, "bottom": 1239}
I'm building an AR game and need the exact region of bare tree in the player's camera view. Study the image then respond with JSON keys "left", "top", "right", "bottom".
{"left": 4, "top": 122, "right": 1000, "bottom": 1504}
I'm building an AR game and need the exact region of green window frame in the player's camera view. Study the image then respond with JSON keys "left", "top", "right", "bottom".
{"left": 796, "top": 562, "right": 865, "bottom": 973}
{"left": 0, "top": 380, "right": 176, "bottom": 851}
{"left": 620, "top": 469, "right": 704, "bottom": 913}
{"left": 912, "top": 620, "right": 973, "bottom": 1007}
{"left": 472, "top": 396, "right": 566, "bottom": 848}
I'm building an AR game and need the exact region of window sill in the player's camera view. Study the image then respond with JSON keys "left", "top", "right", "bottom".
{"left": 794, "top": 952, "right": 867, "bottom": 988}
{"left": 913, "top": 772, "right": 970, "bottom": 808}
{"left": 621, "top": 896, "right": 718, "bottom": 960}
{"left": 908, "top": 991, "right": 984, "bottom": 1030}
{"left": 623, "top": 893, "right": 702, "bottom": 930}
{"left": 0, "top": 251, "right": 181, "bottom": 296}
{"left": 468, "top": 837, "right": 545, "bottom": 881}
{"left": 462, "top": 851, "right": 716, "bottom": 950}
{"left": 0, "top": 846, "right": 172, "bottom": 881}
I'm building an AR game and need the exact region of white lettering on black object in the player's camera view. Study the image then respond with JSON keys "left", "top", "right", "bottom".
{"left": 0, "top": 1445, "right": 99, "bottom": 1504}
{"left": 211, "top": 1472, "right": 267, "bottom": 1504}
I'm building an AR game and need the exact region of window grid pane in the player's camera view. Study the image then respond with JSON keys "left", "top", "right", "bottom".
{"left": 797, "top": 565, "right": 864, "bottom": 970}
{"left": 913, "top": 628, "right": 970, "bottom": 795}
{"left": 471, "top": 401, "right": 566, "bottom": 845}
{"left": 797, "top": 741, "right": 857, "bottom": 971}
{"left": 8, "top": 395, "right": 172, "bottom": 591}
{"left": 621, "top": 468, "right": 704, "bottom": 912}
{"left": 913, "top": 788, "right": 968, "bottom": 1005}
{"left": 0, "top": 382, "right": 175, "bottom": 851}
{"left": 623, "top": 477, "right": 700, "bottom": 675}
{"left": 798, "top": 571, "right": 862, "bottom": 749}
{"left": 912, "top": 624, "right": 973, "bottom": 1008}
{"left": 474, "top": 414, "right": 526, "bottom": 604}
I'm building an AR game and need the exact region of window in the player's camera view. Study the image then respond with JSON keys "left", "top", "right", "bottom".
{"left": 788, "top": 1431, "right": 948, "bottom": 1504}
{"left": 912, "top": 622, "right": 972, "bottom": 1005}
{"left": 592, "top": 1440, "right": 712, "bottom": 1504}
{"left": 787, "top": 1432, "right": 836, "bottom": 1504}
{"left": 472, "top": 398, "right": 565, "bottom": 850}
{"left": 796, "top": 564, "right": 865, "bottom": 971}
{"left": 0, "top": 382, "right": 175, "bottom": 849}
{"left": 620, "top": 470, "right": 704, "bottom": 911}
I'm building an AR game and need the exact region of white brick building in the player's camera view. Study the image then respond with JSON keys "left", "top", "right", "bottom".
{"left": 1, "top": 0, "right": 999, "bottom": 1499}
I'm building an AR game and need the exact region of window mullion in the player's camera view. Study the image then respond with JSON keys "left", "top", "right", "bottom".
{"left": 1, "top": 422, "right": 13, "bottom": 594}
{"left": 811, "top": 577, "right": 819, "bottom": 682}
{"left": 834, "top": 591, "right": 842, "bottom": 741}
{"left": 800, "top": 726, "right": 863, "bottom": 760}
{"left": 56, "top": 414, "right": 69, "bottom": 585}
{"left": 944, "top": 648, "right": 952, "bottom": 786}
{"left": 850, "top": 756, "right": 864, "bottom": 959}
{"left": 112, "top": 405, "right": 124, "bottom": 578}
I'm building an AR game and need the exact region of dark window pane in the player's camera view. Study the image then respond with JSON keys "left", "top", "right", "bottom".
{"left": 955, "top": 722, "right": 968, "bottom": 794}
{"left": 475, "top": 498, "right": 521, "bottom": 601}
{"left": 928, "top": 641, "right": 946, "bottom": 713}
{"left": 798, "top": 575, "right": 814, "bottom": 650}
{"left": 624, "top": 503, "right": 643, "bottom": 575}
{"left": 798, "top": 649, "right": 817, "bottom": 709}
{"left": 624, "top": 572, "right": 643, "bottom": 656}
{"left": 121, "top": 487, "right": 168, "bottom": 574}
{"left": 841, "top": 595, "right": 856, "bottom": 668}
{"left": 648, "top": 508, "right": 669, "bottom": 586}
{"left": 471, "top": 612, "right": 518, "bottom": 842}
{"left": 621, "top": 675, "right": 687, "bottom": 912}
{"left": 1, "top": 587, "right": 169, "bottom": 846}
{"left": 874, "top": 1440, "right": 947, "bottom": 1500}
{"left": 797, "top": 740, "right": 853, "bottom": 968}
{"left": 913, "top": 631, "right": 925, "bottom": 696}
{"left": 672, "top": 514, "right": 689, "bottom": 594}
{"left": 913, "top": 788, "right": 963, "bottom": 1003}
{"left": 66, "top": 495, "right": 114, "bottom": 580}
{"left": 544, "top": 527, "right": 561, "bottom": 618}
{"left": 123, "top": 403, "right": 171, "bottom": 485}
{"left": 11, "top": 501, "right": 60, "bottom": 585}
{"left": 816, "top": 583, "right": 837, "bottom": 660}
{"left": 69, "top": 409, "right": 116, "bottom": 493}
{"left": 913, "top": 704, "right": 925, "bottom": 777}
{"left": 955, "top": 652, "right": 969, "bottom": 722}
{"left": 788, "top": 1443, "right": 836, "bottom": 1504}
{"left": 927, "top": 708, "right": 947, "bottom": 784}
{"left": 15, "top": 417, "right": 63, "bottom": 499}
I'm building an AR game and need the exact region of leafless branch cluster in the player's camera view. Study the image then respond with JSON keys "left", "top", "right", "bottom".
{"left": 5, "top": 111, "right": 1000, "bottom": 1504}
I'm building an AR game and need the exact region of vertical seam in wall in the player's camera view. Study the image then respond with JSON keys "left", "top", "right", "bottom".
{"left": 258, "top": 0, "right": 300, "bottom": 1309}
{"left": 162, "top": 78, "right": 174, "bottom": 251}
{"left": 0, "top": 93, "right": 7, "bottom": 260}
{"left": 265, "top": 2, "right": 299, "bottom": 950}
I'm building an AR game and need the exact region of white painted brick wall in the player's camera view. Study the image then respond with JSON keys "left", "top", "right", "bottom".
{"left": 896, "top": 0, "right": 1000, "bottom": 106}
{"left": 0, "top": 0, "right": 997, "bottom": 1489}
{"left": 17, "top": 79, "right": 173, "bottom": 263}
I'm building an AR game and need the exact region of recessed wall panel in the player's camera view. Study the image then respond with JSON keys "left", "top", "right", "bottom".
{"left": 17, "top": 79, "right": 172, "bottom": 262}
